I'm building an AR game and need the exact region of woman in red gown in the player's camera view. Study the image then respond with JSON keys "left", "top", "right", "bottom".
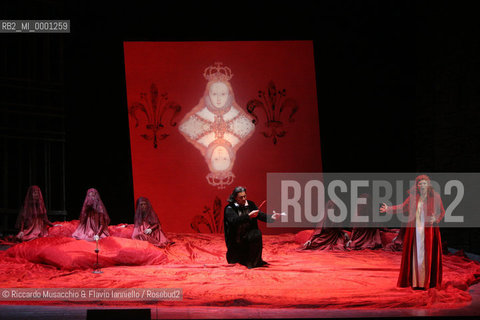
{"left": 380, "top": 175, "right": 445, "bottom": 289}
{"left": 16, "top": 185, "right": 58, "bottom": 241}
{"left": 132, "top": 197, "right": 172, "bottom": 247}
{"left": 72, "top": 188, "right": 110, "bottom": 241}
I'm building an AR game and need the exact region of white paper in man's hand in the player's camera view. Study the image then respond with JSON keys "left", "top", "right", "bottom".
{"left": 272, "top": 210, "right": 287, "bottom": 220}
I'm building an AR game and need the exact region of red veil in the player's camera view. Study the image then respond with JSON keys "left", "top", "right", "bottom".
{"left": 15, "top": 185, "right": 52, "bottom": 240}
{"left": 348, "top": 193, "right": 383, "bottom": 250}
{"left": 134, "top": 197, "right": 159, "bottom": 228}
{"left": 78, "top": 188, "right": 110, "bottom": 226}
{"left": 72, "top": 188, "right": 110, "bottom": 241}
{"left": 16, "top": 186, "right": 48, "bottom": 229}
{"left": 303, "top": 199, "right": 348, "bottom": 251}
{"left": 132, "top": 197, "right": 171, "bottom": 247}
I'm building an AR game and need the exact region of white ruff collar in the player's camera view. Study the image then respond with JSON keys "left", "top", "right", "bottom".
{"left": 234, "top": 200, "right": 249, "bottom": 207}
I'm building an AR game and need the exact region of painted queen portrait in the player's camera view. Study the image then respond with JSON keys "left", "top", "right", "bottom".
{"left": 179, "top": 62, "right": 255, "bottom": 189}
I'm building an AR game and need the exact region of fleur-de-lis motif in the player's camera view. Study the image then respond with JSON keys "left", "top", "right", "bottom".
{"left": 190, "top": 197, "right": 223, "bottom": 233}
{"left": 246, "top": 81, "right": 298, "bottom": 145}
{"left": 129, "top": 83, "right": 181, "bottom": 148}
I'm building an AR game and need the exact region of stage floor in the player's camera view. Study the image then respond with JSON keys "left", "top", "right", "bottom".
{"left": 1, "top": 230, "right": 480, "bottom": 319}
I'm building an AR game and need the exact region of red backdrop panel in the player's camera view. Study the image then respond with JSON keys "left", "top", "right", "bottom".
{"left": 124, "top": 41, "right": 322, "bottom": 233}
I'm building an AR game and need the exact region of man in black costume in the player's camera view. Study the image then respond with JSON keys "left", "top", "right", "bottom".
{"left": 224, "top": 186, "right": 278, "bottom": 269}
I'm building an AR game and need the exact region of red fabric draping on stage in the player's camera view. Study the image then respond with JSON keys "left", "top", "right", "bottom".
{"left": 4, "top": 236, "right": 168, "bottom": 270}
{"left": 3, "top": 221, "right": 167, "bottom": 270}
{"left": 294, "top": 229, "right": 399, "bottom": 249}
{"left": 1, "top": 231, "right": 479, "bottom": 310}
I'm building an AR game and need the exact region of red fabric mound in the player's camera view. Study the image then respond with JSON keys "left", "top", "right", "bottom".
{"left": 380, "top": 229, "right": 399, "bottom": 245}
{"left": 47, "top": 220, "right": 79, "bottom": 237}
{"left": 5, "top": 236, "right": 167, "bottom": 270}
{"left": 294, "top": 229, "right": 313, "bottom": 245}
{"left": 108, "top": 224, "right": 135, "bottom": 238}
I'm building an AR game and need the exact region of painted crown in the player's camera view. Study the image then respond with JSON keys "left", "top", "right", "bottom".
{"left": 203, "top": 62, "right": 233, "bottom": 82}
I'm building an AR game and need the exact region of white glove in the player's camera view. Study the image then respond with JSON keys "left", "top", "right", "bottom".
{"left": 93, "top": 235, "right": 100, "bottom": 241}
{"left": 144, "top": 228, "right": 152, "bottom": 235}
{"left": 272, "top": 211, "right": 279, "bottom": 220}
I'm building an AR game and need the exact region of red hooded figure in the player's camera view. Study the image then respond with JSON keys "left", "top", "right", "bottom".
{"left": 383, "top": 175, "right": 445, "bottom": 289}
{"left": 16, "top": 185, "right": 53, "bottom": 241}
{"left": 302, "top": 199, "right": 349, "bottom": 251}
{"left": 72, "top": 188, "right": 110, "bottom": 241}
{"left": 132, "top": 197, "right": 172, "bottom": 247}
{"left": 347, "top": 193, "right": 383, "bottom": 250}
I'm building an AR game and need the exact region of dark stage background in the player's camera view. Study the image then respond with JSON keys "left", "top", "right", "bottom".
{"left": 1, "top": 2, "right": 480, "bottom": 250}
